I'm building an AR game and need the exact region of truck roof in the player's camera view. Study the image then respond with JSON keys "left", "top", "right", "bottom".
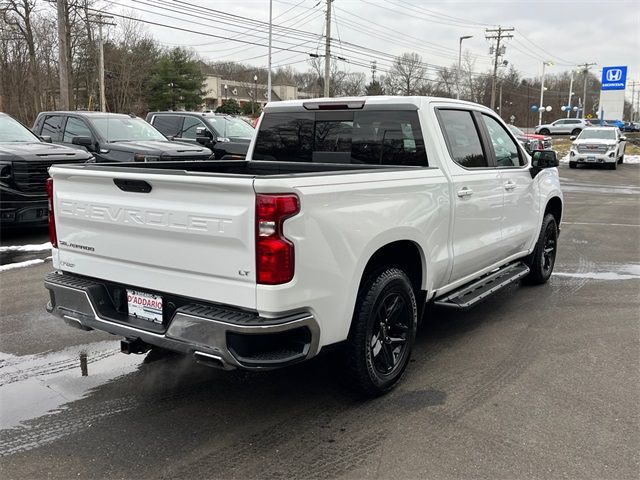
{"left": 263, "top": 96, "right": 480, "bottom": 112}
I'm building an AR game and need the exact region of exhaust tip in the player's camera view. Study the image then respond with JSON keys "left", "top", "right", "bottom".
{"left": 194, "top": 351, "right": 228, "bottom": 370}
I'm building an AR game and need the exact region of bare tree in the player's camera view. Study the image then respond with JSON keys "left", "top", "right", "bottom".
{"left": 385, "top": 52, "right": 426, "bottom": 95}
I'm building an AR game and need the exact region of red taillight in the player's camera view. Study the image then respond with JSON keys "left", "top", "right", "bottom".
{"left": 46, "top": 178, "right": 57, "bottom": 247}
{"left": 256, "top": 194, "right": 300, "bottom": 285}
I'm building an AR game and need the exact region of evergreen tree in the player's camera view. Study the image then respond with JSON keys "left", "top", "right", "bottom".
{"left": 148, "top": 48, "right": 205, "bottom": 110}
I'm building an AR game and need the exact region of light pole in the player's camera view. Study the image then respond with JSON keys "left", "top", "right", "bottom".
{"left": 253, "top": 75, "right": 258, "bottom": 116}
{"left": 538, "top": 60, "right": 553, "bottom": 125}
{"left": 566, "top": 70, "right": 575, "bottom": 118}
{"left": 457, "top": 35, "right": 473, "bottom": 100}
{"left": 223, "top": 84, "right": 228, "bottom": 103}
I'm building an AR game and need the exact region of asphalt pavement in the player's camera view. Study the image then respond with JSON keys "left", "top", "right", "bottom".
{"left": 1, "top": 162, "right": 639, "bottom": 479}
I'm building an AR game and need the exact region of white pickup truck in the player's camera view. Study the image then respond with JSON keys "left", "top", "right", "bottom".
{"left": 45, "top": 97, "right": 563, "bottom": 395}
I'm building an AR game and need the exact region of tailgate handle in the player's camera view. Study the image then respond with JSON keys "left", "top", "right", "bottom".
{"left": 113, "top": 178, "right": 152, "bottom": 193}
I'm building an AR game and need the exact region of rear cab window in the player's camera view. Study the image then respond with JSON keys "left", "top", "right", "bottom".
{"left": 253, "top": 110, "right": 428, "bottom": 166}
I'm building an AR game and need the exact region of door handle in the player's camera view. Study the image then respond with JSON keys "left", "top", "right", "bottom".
{"left": 457, "top": 187, "right": 473, "bottom": 198}
{"left": 504, "top": 181, "right": 516, "bottom": 191}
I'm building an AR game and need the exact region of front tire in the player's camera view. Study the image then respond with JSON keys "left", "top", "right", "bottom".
{"left": 610, "top": 162, "right": 617, "bottom": 170}
{"left": 539, "top": 128, "right": 550, "bottom": 135}
{"left": 344, "top": 268, "right": 417, "bottom": 396}
{"left": 569, "top": 161, "right": 577, "bottom": 169}
{"left": 524, "top": 213, "right": 558, "bottom": 285}
{"left": 618, "top": 155, "right": 624, "bottom": 164}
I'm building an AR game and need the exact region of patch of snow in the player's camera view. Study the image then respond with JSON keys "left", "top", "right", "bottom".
{"left": 0, "top": 258, "right": 46, "bottom": 272}
{"left": 554, "top": 264, "right": 640, "bottom": 281}
{"left": 0, "top": 242, "right": 51, "bottom": 253}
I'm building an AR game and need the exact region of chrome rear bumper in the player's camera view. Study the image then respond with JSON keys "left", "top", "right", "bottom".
{"left": 44, "top": 271, "right": 320, "bottom": 370}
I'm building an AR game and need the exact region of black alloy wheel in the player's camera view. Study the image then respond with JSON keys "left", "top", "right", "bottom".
{"left": 369, "top": 292, "right": 411, "bottom": 376}
{"left": 343, "top": 267, "right": 417, "bottom": 396}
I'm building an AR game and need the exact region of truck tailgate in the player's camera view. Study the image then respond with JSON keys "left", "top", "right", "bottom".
{"left": 49, "top": 167, "right": 257, "bottom": 309}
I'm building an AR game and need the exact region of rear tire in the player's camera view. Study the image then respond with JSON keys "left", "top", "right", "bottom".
{"left": 343, "top": 268, "right": 417, "bottom": 396}
{"left": 524, "top": 213, "right": 558, "bottom": 285}
{"left": 571, "top": 128, "right": 582, "bottom": 136}
{"left": 569, "top": 161, "right": 577, "bottom": 169}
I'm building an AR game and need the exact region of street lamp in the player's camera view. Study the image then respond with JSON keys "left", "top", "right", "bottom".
{"left": 253, "top": 74, "right": 258, "bottom": 116}
{"left": 565, "top": 69, "right": 576, "bottom": 118}
{"left": 223, "top": 84, "right": 228, "bottom": 102}
{"left": 457, "top": 35, "right": 473, "bottom": 100}
{"left": 538, "top": 60, "right": 553, "bottom": 125}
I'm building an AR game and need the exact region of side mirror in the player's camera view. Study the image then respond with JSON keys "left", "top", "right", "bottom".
{"left": 569, "top": 135, "right": 576, "bottom": 140}
{"left": 72, "top": 136, "right": 94, "bottom": 151}
{"left": 620, "top": 136, "right": 627, "bottom": 141}
{"left": 531, "top": 149, "right": 559, "bottom": 168}
{"left": 40, "top": 135, "right": 52, "bottom": 143}
{"left": 195, "top": 126, "right": 213, "bottom": 145}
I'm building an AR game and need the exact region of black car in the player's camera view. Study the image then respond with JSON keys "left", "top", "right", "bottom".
{"left": 146, "top": 112, "right": 254, "bottom": 160}
{"left": 32, "top": 112, "right": 213, "bottom": 163}
{"left": 1, "top": 112, "right": 93, "bottom": 227}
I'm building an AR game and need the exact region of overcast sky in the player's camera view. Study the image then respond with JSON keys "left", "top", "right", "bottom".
{"left": 111, "top": 0, "right": 640, "bottom": 101}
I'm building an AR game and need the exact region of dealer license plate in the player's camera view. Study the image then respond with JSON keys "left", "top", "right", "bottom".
{"left": 127, "top": 289, "right": 163, "bottom": 323}
{"left": 587, "top": 156, "right": 596, "bottom": 162}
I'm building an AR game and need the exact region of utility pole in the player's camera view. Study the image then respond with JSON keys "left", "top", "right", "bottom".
{"left": 629, "top": 80, "right": 637, "bottom": 121}
{"left": 578, "top": 62, "right": 597, "bottom": 118}
{"left": 56, "top": 0, "right": 70, "bottom": 109}
{"left": 89, "top": 13, "right": 115, "bottom": 112}
{"left": 371, "top": 60, "right": 377, "bottom": 83}
{"left": 323, "top": 0, "right": 332, "bottom": 97}
{"left": 485, "top": 26, "right": 513, "bottom": 110}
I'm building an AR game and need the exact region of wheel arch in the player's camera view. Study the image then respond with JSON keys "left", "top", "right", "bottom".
{"left": 359, "top": 240, "right": 425, "bottom": 294}
{"left": 544, "top": 196, "right": 563, "bottom": 226}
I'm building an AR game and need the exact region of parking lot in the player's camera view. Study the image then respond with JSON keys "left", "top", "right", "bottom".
{"left": 1, "top": 162, "right": 639, "bottom": 479}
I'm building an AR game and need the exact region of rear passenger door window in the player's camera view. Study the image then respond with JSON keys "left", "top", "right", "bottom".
{"left": 151, "top": 115, "right": 181, "bottom": 137}
{"left": 437, "top": 109, "right": 487, "bottom": 168}
{"left": 40, "top": 115, "right": 65, "bottom": 141}
{"left": 480, "top": 114, "right": 525, "bottom": 167}
{"left": 62, "top": 117, "right": 92, "bottom": 143}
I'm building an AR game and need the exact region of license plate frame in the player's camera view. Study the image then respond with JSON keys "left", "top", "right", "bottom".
{"left": 127, "top": 289, "right": 164, "bottom": 324}
{"left": 586, "top": 156, "right": 596, "bottom": 162}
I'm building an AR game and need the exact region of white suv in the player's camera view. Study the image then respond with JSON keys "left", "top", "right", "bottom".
{"left": 569, "top": 127, "right": 626, "bottom": 169}
{"left": 535, "top": 118, "right": 591, "bottom": 136}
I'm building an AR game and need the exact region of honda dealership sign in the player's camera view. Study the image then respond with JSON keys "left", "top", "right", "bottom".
{"left": 601, "top": 66, "right": 627, "bottom": 90}
{"left": 598, "top": 66, "right": 628, "bottom": 120}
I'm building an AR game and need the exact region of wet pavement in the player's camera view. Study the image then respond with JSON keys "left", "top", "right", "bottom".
{"left": 1, "top": 164, "right": 639, "bottom": 479}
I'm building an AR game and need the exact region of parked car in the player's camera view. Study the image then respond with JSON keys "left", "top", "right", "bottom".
{"left": 535, "top": 118, "right": 591, "bottom": 135}
{"left": 32, "top": 111, "right": 213, "bottom": 163}
{"left": 604, "top": 119, "right": 625, "bottom": 130}
{"left": 569, "top": 126, "right": 626, "bottom": 169}
{"left": 146, "top": 112, "right": 254, "bottom": 160}
{"left": 0, "top": 112, "right": 92, "bottom": 227}
{"left": 45, "top": 96, "right": 563, "bottom": 396}
{"left": 622, "top": 122, "right": 640, "bottom": 132}
{"left": 507, "top": 124, "right": 552, "bottom": 153}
